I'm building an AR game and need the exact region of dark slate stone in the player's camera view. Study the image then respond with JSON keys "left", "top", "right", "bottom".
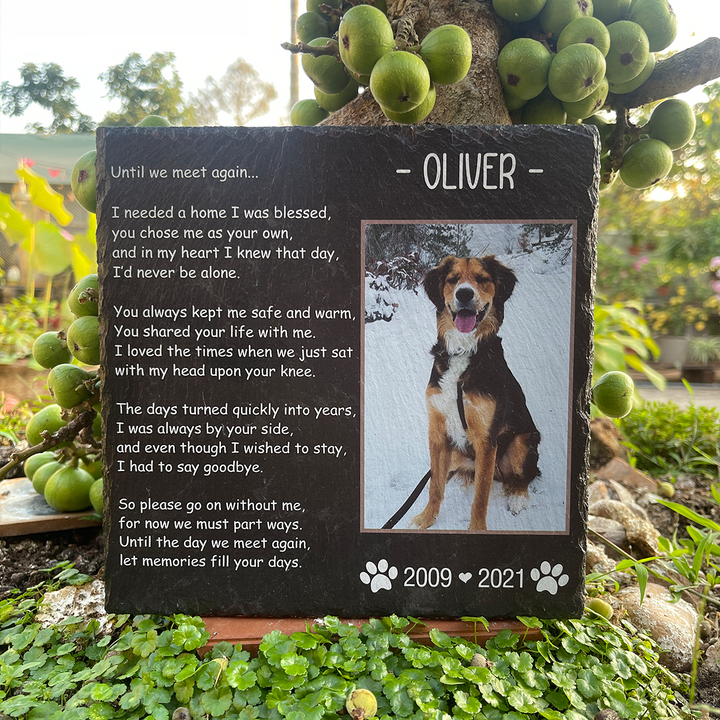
{"left": 97, "top": 125, "right": 599, "bottom": 617}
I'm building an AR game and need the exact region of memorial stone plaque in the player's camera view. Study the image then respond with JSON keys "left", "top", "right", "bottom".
{"left": 99, "top": 125, "right": 598, "bottom": 617}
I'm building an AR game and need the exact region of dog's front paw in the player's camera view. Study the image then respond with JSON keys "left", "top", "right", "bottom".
{"left": 507, "top": 492, "right": 528, "bottom": 515}
{"left": 409, "top": 511, "right": 436, "bottom": 530}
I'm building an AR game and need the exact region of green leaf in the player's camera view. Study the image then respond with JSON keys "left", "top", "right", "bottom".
{"left": 654, "top": 498, "right": 720, "bottom": 532}
{"left": 201, "top": 686, "right": 233, "bottom": 717}
{"left": 280, "top": 653, "right": 309, "bottom": 677}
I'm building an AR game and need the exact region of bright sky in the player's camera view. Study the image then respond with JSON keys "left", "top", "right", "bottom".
{"left": 0, "top": 0, "right": 719, "bottom": 133}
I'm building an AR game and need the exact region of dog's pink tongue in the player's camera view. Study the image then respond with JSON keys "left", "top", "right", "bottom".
{"left": 454, "top": 312, "right": 476, "bottom": 334}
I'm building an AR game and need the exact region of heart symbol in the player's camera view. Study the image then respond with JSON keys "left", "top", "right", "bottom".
{"left": 48, "top": 168, "right": 61, "bottom": 178}
{"left": 22, "top": 157, "right": 35, "bottom": 167}
{"left": 459, "top": 572, "right": 472, "bottom": 583}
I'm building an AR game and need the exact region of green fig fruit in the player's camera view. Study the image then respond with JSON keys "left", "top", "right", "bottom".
{"left": 296, "top": 11, "right": 329, "bottom": 43}
{"left": 626, "top": 0, "right": 677, "bottom": 52}
{"left": 381, "top": 83, "right": 437, "bottom": 123}
{"left": 290, "top": 99, "right": 329, "bottom": 126}
{"left": 521, "top": 89, "right": 567, "bottom": 123}
{"left": 68, "top": 274, "right": 99, "bottom": 317}
{"left": 48, "top": 364, "right": 93, "bottom": 409}
{"left": 503, "top": 92, "right": 528, "bottom": 111}
{"left": 370, "top": 51, "right": 431, "bottom": 114}
{"left": 497, "top": 38, "right": 552, "bottom": 101}
{"left": 492, "top": 0, "right": 548, "bottom": 23}
{"left": 620, "top": 137, "right": 673, "bottom": 188}
{"left": 23, "top": 451, "right": 57, "bottom": 481}
{"left": 135, "top": 115, "right": 172, "bottom": 127}
{"left": 605, "top": 21, "right": 649, "bottom": 84}
{"left": 346, "top": 688, "right": 378, "bottom": 719}
{"left": 92, "top": 405, "right": 102, "bottom": 439}
{"left": 302, "top": 38, "right": 350, "bottom": 94}
{"left": 562, "top": 76, "right": 609, "bottom": 118}
{"left": 71, "top": 150, "right": 97, "bottom": 214}
{"left": 44, "top": 465, "right": 95, "bottom": 512}
{"left": 25, "top": 404, "right": 67, "bottom": 447}
{"left": 67, "top": 315, "right": 100, "bottom": 366}
{"left": 657, "top": 480, "right": 675, "bottom": 498}
{"left": 338, "top": 5, "right": 395, "bottom": 77}
{"left": 314, "top": 79, "right": 359, "bottom": 112}
{"left": 608, "top": 51, "right": 655, "bottom": 93}
{"left": 419, "top": 25, "right": 472, "bottom": 85}
{"left": 80, "top": 455, "right": 103, "bottom": 479}
{"left": 538, "top": 0, "right": 594, "bottom": 39}
{"left": 32, "top": 332, "right": 72, "bottom": 369}
{"left": 557, "top": 17, "right": 611, "bottom": 56}
{"left": 649, "top": 98, "right": 696, "bottom": 150}
{"left": 89, "top": 478, "right": 104, "bottom": 514}
{"left": 592, "top": 371, "right": 634, "bottom": 418}
{"left": 592, "top": 0, "right": 631, "bottom": 25}
{"left": 548, "top": 43, "right": 606, "bottom": 102}
{"left": 32, "top": 460, "right": 65, "bottom": 496}
{"left": 586, "top": 597, "right": 614, "bottom": 619}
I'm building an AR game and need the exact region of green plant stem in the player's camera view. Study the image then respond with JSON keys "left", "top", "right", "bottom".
{"left": 589, "top": 528, "right": 720, "bottom": 607}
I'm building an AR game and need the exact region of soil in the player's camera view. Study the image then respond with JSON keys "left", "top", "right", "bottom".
{"left": 0, "top": 526, "right": 104, "bottom": 600}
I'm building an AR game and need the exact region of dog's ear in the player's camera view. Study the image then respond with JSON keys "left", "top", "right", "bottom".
{"left": 483, "top": 256, "right": 517, "bottom": 308}
{"left": 423, "top": 256, "right": 455, "bottom": 311}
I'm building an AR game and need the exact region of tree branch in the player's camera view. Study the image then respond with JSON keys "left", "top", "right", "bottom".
{"left": 280, "top": 40, "right": 340, "bottom": 59}
{"left": 0, "top": 405, "right": 97, "bottom": 480}
{"left": 613, "top": 37, "right": 720, "bottom": 109}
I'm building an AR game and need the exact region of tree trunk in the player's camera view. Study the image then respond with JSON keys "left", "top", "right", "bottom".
{"left": 322, "top": 0, "right": 720, "bottom": 128}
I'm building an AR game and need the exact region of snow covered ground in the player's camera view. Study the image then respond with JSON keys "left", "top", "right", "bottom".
{"left": 362, "top": 222, "right": 575, "bottom": 533}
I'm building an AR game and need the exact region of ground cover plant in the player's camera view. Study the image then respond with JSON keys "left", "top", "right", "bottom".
{"left": 0, "top": 577, "right": 692, "bottom": 720}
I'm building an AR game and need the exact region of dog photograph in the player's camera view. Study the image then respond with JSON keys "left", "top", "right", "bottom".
{"left": 362, "top": 221, "right": 575, "bottom": 533}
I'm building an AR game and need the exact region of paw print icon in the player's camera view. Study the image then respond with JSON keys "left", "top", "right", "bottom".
{"left": 360, "top": 559, "right": 398, "bottom": 593}
{"left": 531, "top": 561, "right": 569, "bottom": 595}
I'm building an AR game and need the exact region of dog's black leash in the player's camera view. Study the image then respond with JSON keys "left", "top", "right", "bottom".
{"left": 381, "top": 381, "right": 467, "bottom": 529}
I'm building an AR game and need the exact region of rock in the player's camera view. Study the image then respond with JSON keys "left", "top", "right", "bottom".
{"left": 615, "top": 582, "right": 698, "bottom": 672}
{"left": 586, "top": 539, "right": 618, "bottom": 575}
{"left": 589, "top": 417, "right": 627, "bottom": 468}
{"left": 588, "top": 515, "right": 629, "bottom": 551}
{"left": 588, "top": 480, "right": 610, "bottom": 506}
{"left": 35, "top": 578, "right": 111, "bottom": 634}
{"left": 594, "top": 457, "right": 657, "bottom": 492}
{"left": 589, "top": 498, "right": 659, "bottom": 557}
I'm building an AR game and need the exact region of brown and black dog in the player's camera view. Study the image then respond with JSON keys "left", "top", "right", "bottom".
{"left": 411, "top": 255, "right": 541, "bottom": 531}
